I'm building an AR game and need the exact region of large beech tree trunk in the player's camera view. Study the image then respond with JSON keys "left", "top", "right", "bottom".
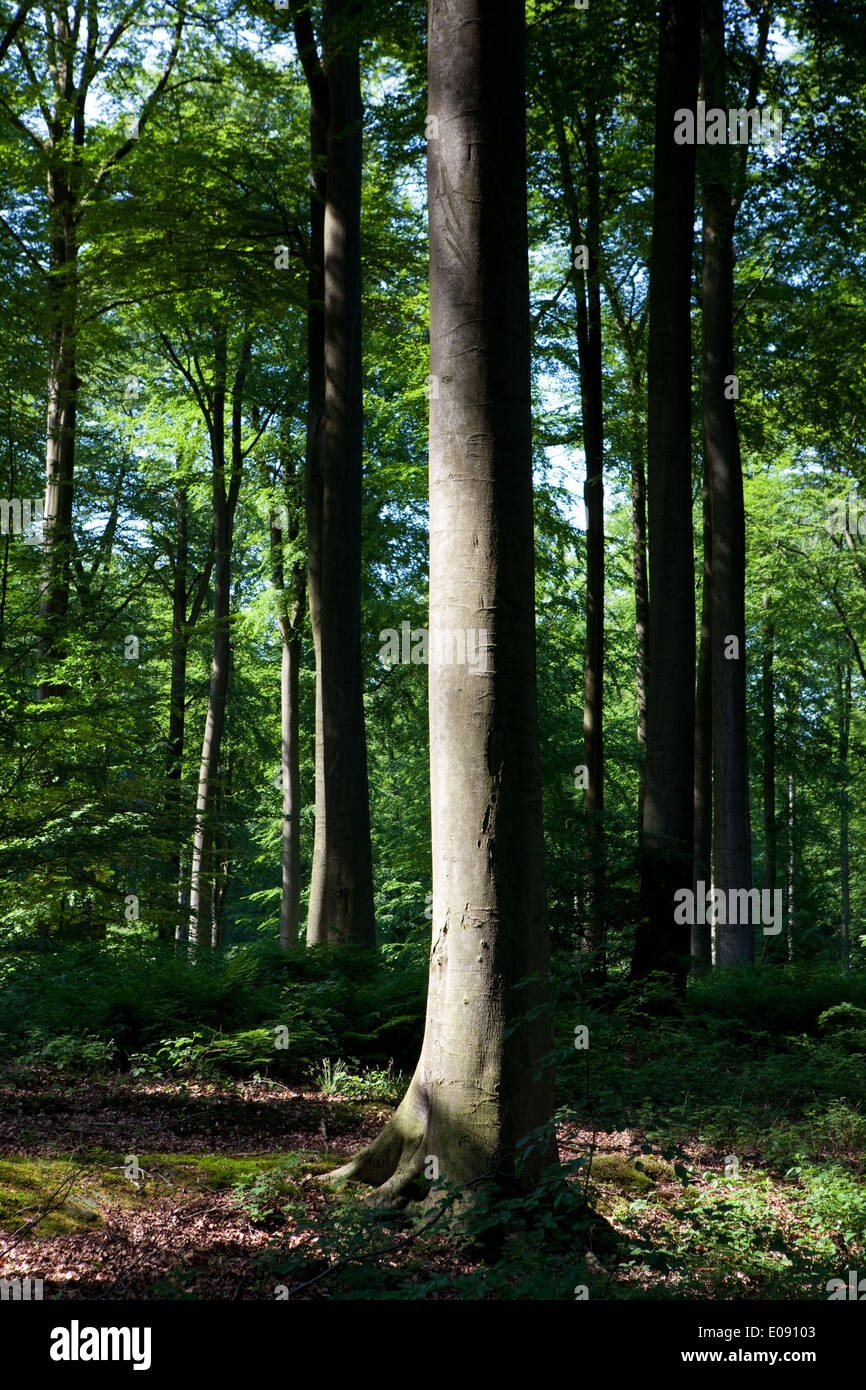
{"left": 325, "top": 0, "right": 556, "bottom": 1205}
{"left": 301, "top": 0, "right": 375, "bottom": 947}
{"left": 701, "top": 0, "right": 753, "bottom": 965}
{"left": 631, "top": 0, "right": 699, "bottom": 987}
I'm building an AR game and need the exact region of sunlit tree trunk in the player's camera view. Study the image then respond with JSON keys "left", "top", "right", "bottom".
{"left": 324, "top": 0, "right": 556, "bottom": 1205}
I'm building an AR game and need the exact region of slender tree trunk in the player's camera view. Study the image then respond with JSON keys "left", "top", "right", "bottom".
{"left": 279, "top": 615, "right": 303, "bottom": 950}
{"left": 785, "top": 676, "right": 798, "bottom": 962}
{"left": 188, "top": 329, "right": 249, "bottom": 946}
{"left": 551, "top": 108, "right": 605, "bottom": 965}
{"left": 701, "top": 0, "right": 753, "bottom": 967}
{"left": 786, "top": 769, "right": 795, "bottom": 961}
{"left": 692, "top": 476, "right": 713, "bottom": 968}
{"left": 267, "top": 462, "right": 306, "bottom": 952}
{"left": 839, "top": 661, "right": 851, "bottom": 971}
{"left": 576, "top": 119, "right": 606, "bottom": 971}
{"left": 632, "top": 0, "right": 699, "bottom": 988}
{"left": 629, "top": 367, "right": 649, "bottom": 835}
{"left": 211, "top": 739, "right": 231, "bottom": 948}
{"left": 39, "top": 169, "right": 78, "bottom": 701}
{"left": 325, "top": 0, "right": 556, "bottom": 1205}
{"left": 292, "top": 2, "right": 330, "bottom": 947}
{"left": 165, "top": 488, "right": 190, "bottom": 938}
{"left": 762, "top": 591, "right": 776, "bottom": 899}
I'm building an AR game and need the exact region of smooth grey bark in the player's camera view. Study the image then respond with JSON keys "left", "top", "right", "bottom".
{"left": 840, "top": 660, "right": 851, "bottom": 971}
{"left": 632, "top": 0, "right": 699, "bottom": 988}
{"left": 325, "top": 0, "right": 556, "bottom": 1205}
{"left": 784, "top": 676, "right": 799, "bottom": 962}
{"left": 602, "top": 284, "right": 649, "bottom": 837}
{"left": 163, "top": 486, "right": 212, "bottom": 943}
{"left": 291, "top": 2, "right": 328, "bottom": 947}
{"left": 629, "top": 368, "right": 649, "bottom": 836}
{"left": 266, "top": 445, "right": 306, "bottom": 952}
{"left": 299, "top": 0, "right": 374, "bottom": 947}
{"left": 186, "top": 328, "right": 251, "bottom": 947}
{"left": 692, "top": 476, "right": 713, "bottom": 968}
{"left": 761, "top": 590, "right": 776, "bottom": 905}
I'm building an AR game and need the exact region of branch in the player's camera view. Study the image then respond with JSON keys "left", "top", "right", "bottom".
{"left": 0, "top": 0, "right": 34, "bottom": 62}
{"left": 159, "top": 333, "right": 212, "bottom": 433}
{"left": 81, "top": 2, "right": 185, "bottom": 208}
{"left": 290, "top": 0, "right": 328, "bottom": 128}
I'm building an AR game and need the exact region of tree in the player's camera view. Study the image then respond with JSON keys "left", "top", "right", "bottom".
{"left": 292, "top": 0, "right": 375, "bottom": 947}
{"left": 262, "top": 432, "right": 306, "bottom": 951}
{"left": 0, "top": 0, "right": 184, "bottom": 693}
{"left": 161, "top": 324, "right": 254, "bottom": 947}
{"left": 700, "top": 0, "right": 771, "bottom": 967}
{"left": 324, "top": 0, "right": 556, "bottom": 1203}
{"left": 631, "top": 0, "right": 699, "bottom": 987}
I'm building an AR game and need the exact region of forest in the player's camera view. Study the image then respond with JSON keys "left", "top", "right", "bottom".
{"left": 0, "top": 0, "right": 865, "bottom": 1335}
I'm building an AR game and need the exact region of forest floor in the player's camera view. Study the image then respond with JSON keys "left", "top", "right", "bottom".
{"left": 0, "top": 1062, "right": 856, "bottom": 1299}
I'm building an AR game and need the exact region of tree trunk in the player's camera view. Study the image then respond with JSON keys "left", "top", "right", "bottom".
{"left": 325, "top": 0, "right": 556, "bottom": 1206}
{"left": 840, "top": 660, "right": 851, "bottom": 971}
{"left": 188, "top": 328, "right": 249, "bottom": 946}
{"left": 304, "top": 0, "right": 375, "bottom": 947}
{"left": 165, "top": 488, "right": 190, "bottom": 939}
{"left": 550, "top": 107, "right": 606, "bottom": 966}
{"left": 629, "top": 367, "right": 649, "bottom": 836}
{"left": 701, "top": 0, "right": 753, "bottom": 967}
{"left": 39, "top": 168, "right": 78, "bottom": 701}
{"left": 785, "top": 676, "right": 798, "bottom": 962}
{"left": 692, "top": 476, "right": 713, "bottom": 968}
{"left": 631, "top": 0, "right": 699, "bottom": 988}
{"left": 761, "top": 591, "right": 776, "bottom": 901}
{"left": 576, "top": 119, "right": 606, "bottom": 972}
{"left": 267, "top": 456, "right": 306, "bottom": 952}
{"left": 292, "top": 1, "right": 329, "bottom": 947}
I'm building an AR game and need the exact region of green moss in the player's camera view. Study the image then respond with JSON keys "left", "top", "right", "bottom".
{"left": 589, "top": 1153, "right": 675, "bottom": 1194}
{"left": 0, "top": 1150, "right": 341, "bottom": 1236}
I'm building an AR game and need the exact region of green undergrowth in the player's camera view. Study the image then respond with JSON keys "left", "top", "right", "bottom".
{"left": 0, "top": 1149, "right": 345, "bottom": 1239}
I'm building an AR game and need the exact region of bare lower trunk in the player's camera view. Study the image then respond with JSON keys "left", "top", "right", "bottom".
{"left": 632, "top": 0, "right": 699, "bottom": 988}
{"left": 840, "top": 661, "right": 851, "bottom": 971}
{"left": 702, "top": 0, "right": 753, "bottom": 967}
{"left": 188, "top": 521, "right": 231, "bottom": 946}
{"left": 165, "top": 489, "right": 190, "bottom": 938}
{"left": 692, "top": 477, "right": 713, "bottom": 968}
{"left": 268, "top": 480, "right": 306, "bottom": 952}
{"left": 577, "top": 121, "right": 605, "bottom": 971}
{"left": 188, "top": 329, "right": 249, "bottom": 946}
{"left": 293, "top": 2, "right": 330, "bottom": 947}
{"left": 39, "top": 176, "right": 78, "bottom": 702}
{"left": 629, "top": 369, "right": 649, "bottom": 835}
{"left": 762, "top": 592, "right": 776, "bottom": 900}
{"left": 786, "top": 769, "right": 794, "bottom": 962}
{"left": 306, "top": 0, "right": 375, "bottom": 947}
{"left": 326, "top": 0, "right": 556, "bottom": 1207}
